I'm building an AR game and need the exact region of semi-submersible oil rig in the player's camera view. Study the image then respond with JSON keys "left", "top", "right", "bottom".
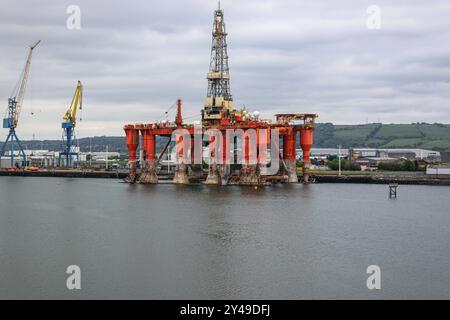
{"left": 124, "top": 5, "right": 317, "bottom": 185}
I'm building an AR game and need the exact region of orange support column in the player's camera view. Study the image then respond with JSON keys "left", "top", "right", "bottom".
{"left": 299, "top": 126, "right": 314, "bottom": 183}
{"left": 124, "top": 125, "right": 140, "bottom": 183}
{"left": 244, "top": 133, "right": 250, "bottom": 164}
{"left": 140, "top": 125, "right": 158, "bottom": 184}
{"left": 283, "top": 127, "right": 298, "bottom": 183}
{"left": 257, "top": 128, "right": 268, "bottom": 167}
{"left": 175, "top": 134, "right": 184, "bottom": 160}
{"left": 173, "top": 133, "right": 190, "bottom": 184}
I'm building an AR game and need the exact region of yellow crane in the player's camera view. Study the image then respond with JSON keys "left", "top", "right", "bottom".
{"left": 60, "top": 81, "right": 83, "bottom": 166}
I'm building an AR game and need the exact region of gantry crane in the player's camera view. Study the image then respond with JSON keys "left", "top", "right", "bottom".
{"left": 1, "top": 40, "right": 40, "bottom": 168}
{"left": 59, "top": 80, "right": 83, "bottom": 167}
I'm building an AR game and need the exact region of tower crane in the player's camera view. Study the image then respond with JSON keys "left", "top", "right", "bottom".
{"left": 59, "top": 80, "right": 83, "bottom": 167}
{"left": 1, "top": 40, "right": 40, "bottom": 168}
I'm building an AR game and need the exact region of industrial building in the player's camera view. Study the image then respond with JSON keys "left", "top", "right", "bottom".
{"left": 0, "top": 149, "right": 122, "bottom": 169}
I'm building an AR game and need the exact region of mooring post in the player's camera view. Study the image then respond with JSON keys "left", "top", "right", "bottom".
{"left": 389, "top": 183, "right": 398, "bottom": 198}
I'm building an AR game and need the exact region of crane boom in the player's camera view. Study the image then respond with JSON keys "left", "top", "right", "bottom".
{"left": 63, "top": 80, "right": 83, "bottom": 127}
{"left": 12, "top": 40, "right": 40, "bottom": 128}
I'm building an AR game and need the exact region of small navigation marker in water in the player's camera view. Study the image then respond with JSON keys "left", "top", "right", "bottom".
{"left": 389, "top": 183, "right": 398, "bottom": 199}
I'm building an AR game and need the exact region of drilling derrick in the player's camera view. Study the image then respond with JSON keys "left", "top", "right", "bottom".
{"left": 202, "top": 5, "right": 234, "bottom": 126}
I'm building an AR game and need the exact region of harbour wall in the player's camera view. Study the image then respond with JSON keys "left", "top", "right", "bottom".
{"left": 1, "top": 169, "right": 450, "bottom": 186}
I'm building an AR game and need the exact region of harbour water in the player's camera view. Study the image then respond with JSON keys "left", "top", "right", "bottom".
{"left": 0, "top": 176, "right": 449, "bottom": 299}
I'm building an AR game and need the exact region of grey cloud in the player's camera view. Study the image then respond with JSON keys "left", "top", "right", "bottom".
{"left": 0, "top": 0, "right": 450, "bottom": 140}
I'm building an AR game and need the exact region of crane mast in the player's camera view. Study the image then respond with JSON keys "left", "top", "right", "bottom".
{"left": 1, "top": 40, "right": 40, "bottom": 168}
{"left": 60, "top": 81, "right": 83, "bottom": 167}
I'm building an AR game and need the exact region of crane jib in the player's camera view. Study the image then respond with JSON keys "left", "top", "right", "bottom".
{"left": 4, "top": 40, "right": 40, "bottom": 129}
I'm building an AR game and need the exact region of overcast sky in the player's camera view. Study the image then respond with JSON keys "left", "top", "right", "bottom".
{"left": 1, "top": 0, "right": 450, "bottom": 139}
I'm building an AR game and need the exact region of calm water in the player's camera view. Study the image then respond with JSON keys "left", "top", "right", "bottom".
{"left": 0, "top": 176, "right": 450, "bottom": 299}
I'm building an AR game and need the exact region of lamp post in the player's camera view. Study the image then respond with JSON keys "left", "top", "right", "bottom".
{"left": 89, "top": 138, "right": 92, "bottom": 168}
{"left": 105, "top": 145, "right": 108, "bottom": 170}
{"left": 338, "top": 144, "right": 342, "bottom": 176}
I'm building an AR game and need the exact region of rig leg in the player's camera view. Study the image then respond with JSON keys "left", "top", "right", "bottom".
{"left": 140, "top": 159, "right": 158, "bottom": 184}
{"left": 125, "top": 161, "right": 138, "bottom": 183}
{"left": 173, "top": 162, "right": 190, "bottom": 184}
{"left": 219, "top": 164, "right": 230, "bottom": 185}
{"left": 299, "top": 126, "right": 314, "bottom": 184}
{"left": 124, "top": 125, "right": 139, "bottom": 183}
{"left": 285, "top": 159, "right": 298, "bottom": 183}
{"left": 205, "top": 163, "right": 220, "bottom": 185}
{"left": 301, "top": 162, "right": 310, "bottom": 183}
{"left": 283, "top": 128, "right": 298, "bottom": 183}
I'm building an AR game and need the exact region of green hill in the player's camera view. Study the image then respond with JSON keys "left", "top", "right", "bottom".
{"left": 314, "top": 123, "right": 450, "bottom": 150}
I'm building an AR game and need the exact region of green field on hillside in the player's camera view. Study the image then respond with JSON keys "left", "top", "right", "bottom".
{"left": 374, "top": 124, "right": 423, "bottom": 139}
{"left": 333, "top": 124, "right": 379, "bottom": 139}
{"left": 314, "top": 123, "right": 450, "bottom": 150}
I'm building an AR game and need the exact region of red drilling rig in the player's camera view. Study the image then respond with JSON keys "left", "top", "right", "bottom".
{"left": 124, "top": 5, "right": 317, "bottom": 185}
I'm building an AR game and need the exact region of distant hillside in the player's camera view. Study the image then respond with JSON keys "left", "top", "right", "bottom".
{"left": 315, "top": 123, "right": 450, "bottom": 150}
{"left": 1, "top": 123, "right": 449, "bottom": 154}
